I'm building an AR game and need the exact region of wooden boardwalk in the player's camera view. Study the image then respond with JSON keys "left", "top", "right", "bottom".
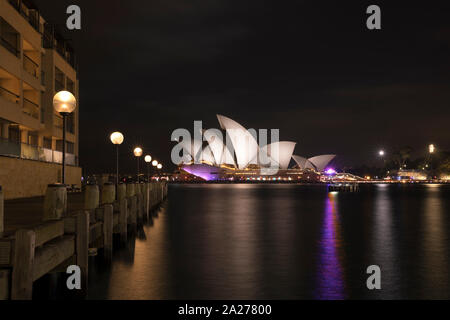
{"left": 0, "top": 182, "right": 168, "bottom": 300}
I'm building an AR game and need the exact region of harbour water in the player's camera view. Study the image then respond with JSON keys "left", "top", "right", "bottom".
{"left": 39, "top": 183, "right": 450, "bottom": 299}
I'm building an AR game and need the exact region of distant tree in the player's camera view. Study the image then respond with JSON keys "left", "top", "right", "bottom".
{"left": 438, "top": 156, "right": 450, "bottom": 175}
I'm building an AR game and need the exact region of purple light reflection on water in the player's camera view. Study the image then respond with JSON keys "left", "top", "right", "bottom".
{"left": 315, "top": 192, "right": 346, "bottom": 299}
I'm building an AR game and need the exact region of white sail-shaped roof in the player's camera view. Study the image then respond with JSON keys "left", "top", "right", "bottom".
{"left": 292, "top": 155, "right": 315, "bottom": 169}
{"left": 216, "top": 115, "right": 259, "bottom": 169}
{"left": 200, "top": 145, "right": 216, "bottom": 165}
{"left": 308, "top": 154, "right": 336, "bottom": 172}
{"left": 260, "top": 141, "right": 296, "bottom": 169}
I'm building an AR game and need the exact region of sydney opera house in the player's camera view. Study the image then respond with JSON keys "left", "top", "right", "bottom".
{"left": 174, "top": 115, "right": 336, "bottom": 182}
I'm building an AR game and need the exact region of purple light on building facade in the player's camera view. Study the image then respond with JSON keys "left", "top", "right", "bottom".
{"left": 325, "top": 168, "right": 336, "bottom": 175}
{"left": 181, "top": 164, "right": 218, "bottom": 181}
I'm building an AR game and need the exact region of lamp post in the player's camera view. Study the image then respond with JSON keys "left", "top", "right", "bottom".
{"left": 429, "top": 144, "right": 435, "bottom": 178}
{"left": 144, "top": 155, "right": 152, "bottom": 181}
{"left": 53, "top": 91, "right": 76, "bottom": 184}
{"left": 134, "top": 147, "right": 143, "bottom": 182}
{"left": 157, "top": 163, "right": 162, "bottom": 178}
{"left": 110, "top": 132, "right": 124, "bottom": 186}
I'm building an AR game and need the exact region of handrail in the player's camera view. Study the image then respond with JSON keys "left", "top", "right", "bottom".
{"left": 0, "top": 37, "right": 20, "bottom": 56}
{"left": 23, "top": 54, "right": 39, "bottom": 78}
{"left": 23, "top": 53, "right": 38, "bottom": 67}
{"left": 0, "top": 86, "right": 20, "bottom": 98}
{"left": 0, "top": 86, "right": 20, "bottom": 104}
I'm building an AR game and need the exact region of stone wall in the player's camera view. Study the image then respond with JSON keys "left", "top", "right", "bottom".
{"left": 0, "top": 156, "right": 81, "bottom": 200}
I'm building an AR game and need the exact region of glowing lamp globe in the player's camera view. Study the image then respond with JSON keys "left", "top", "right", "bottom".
{"left": 152, "top": 160, "right": 158, "bottom": 167}
{"left": 379, "top": 150, "right": 385, "bottom": 156}
{"left": 157, "top": 164, "right": 162, "bottom": 169}
{"left": 53, "top": 91, "right": 76, "bottom": 113}
{"left": 110, "top": 132, "right": 124, "bottom": 145}
{"left": 429, "top": 144, "right": 435, "bottom": 154}
{"left": 144, "top": 155, "right": 152, "bottom": 163}
{"left": 134, "top": 147, "right": 143, "bottom": 157}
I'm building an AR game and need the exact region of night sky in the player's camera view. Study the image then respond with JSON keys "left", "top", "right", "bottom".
{"left": 33, "top": 0, "right": 450, "bottom": 174}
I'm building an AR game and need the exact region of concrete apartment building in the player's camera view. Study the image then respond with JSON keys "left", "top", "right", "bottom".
{"left": 0, "top": 0, "right": 81, "bottom": 199}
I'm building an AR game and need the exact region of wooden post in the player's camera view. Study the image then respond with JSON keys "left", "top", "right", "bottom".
{"left": 43, "top": 184, "right": 67, "bottom": 221}
{"left": 126, "top": 183, "right": 135, "bottom": 198}
{"left": 103, "top": 204, "right": 113, "bottom": 261}
{"left": 130, "top": 196, "right": 137, "bottom": 231}
{"left": 0, "top": 185, "right": 3, "bottom": 237}
{"left": 144, "top": 183, "right": 150, "bottom": 219}
{"left": 0, "top": 269, "right": 10, "bottom": 300}
{"left": 85, "top": 184, "right": 99, "bottom": 210}
{"left": 117, "top": 183, "right": 126, "bottom": 201}
{"left": 119, "top": 198, "right": 128, "bottom": 244}
{"left": 76, "top": 211, "right": 89, "bottom": 294}
{"left": 11, "top": 229, "right": 35, "bottom": 300}
{"left": 101, "top": 182, "right": 116, "bottom": 205}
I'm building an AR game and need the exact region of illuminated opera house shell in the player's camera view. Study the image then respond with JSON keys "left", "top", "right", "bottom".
{"left": 179, "top": 115, "right": 336, "bottom": 181}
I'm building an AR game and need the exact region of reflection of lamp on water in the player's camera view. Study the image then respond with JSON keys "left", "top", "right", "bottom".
{"left": 110, "top": 132, "right": 124, "bottom": 186}
{"left": 53, "top": 91, "right": 76, "bottom": 184}
{"left": 134, "top": 147, "right": 143, "bottom": 182}
{"left": 144, "top": 155, "right": 152, "bottom": 181}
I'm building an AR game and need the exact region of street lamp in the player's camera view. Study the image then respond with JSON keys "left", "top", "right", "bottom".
{"left": 429, "top": 144, "right": 435, "bottom": 154}
{"left": 152, "top": 160, "right": 158, "bottom": 167}
{"left": 110, "top": 132, "right": 124, "bottom": 186}
{"left": 134, "top": 147, "right": 143, "bottom": 182}
{"left": 144, "top": 155, "right": 152, "bottom": 181}
{"left": 53, "top": 91, "right": 76, "bottom": 184}
{"left": 378, "top": 150, "right": 385, "bottom": 157}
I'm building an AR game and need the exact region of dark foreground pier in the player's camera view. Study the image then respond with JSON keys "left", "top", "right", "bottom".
{"left": 0, "top": 182, "right": 168, "bottom": 300}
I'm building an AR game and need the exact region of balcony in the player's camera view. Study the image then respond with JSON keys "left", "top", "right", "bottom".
{"left": 23, "top": 53, "right": 39, "bottom": 78}
{"left": 0, "top": 137, "right": 77, "bottom": 165}
{"left": 0, "top": 86, "right": 20, "bottom": 104}
{"left": 23, "top": 98, "right": 39, "bottom": 119}
{"left": 7, "top": 0, "right": 41, "bottom": 33}
{"left": 0, "top": 18, "right": 20, "bottom": 57}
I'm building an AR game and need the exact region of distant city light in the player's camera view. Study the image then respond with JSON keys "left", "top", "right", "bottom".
{"left": 429, "top": 144, "right": 435, "bottom": 154}
{"left": 379, "top": 150, "right": 385, "bottom": 157}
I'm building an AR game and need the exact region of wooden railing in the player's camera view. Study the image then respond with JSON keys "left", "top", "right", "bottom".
{"left": 0, "top": 181, "right": 169, "bottom": 300}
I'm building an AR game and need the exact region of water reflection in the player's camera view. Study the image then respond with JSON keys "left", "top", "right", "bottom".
{"left": 372, "top": 184, "right": 398, "bottom": 298}
{"left": 315, "top": 192, "right": 345, "bottom": 299}
{"left": 420, "top": 185, "right": 448, "bottom": 298}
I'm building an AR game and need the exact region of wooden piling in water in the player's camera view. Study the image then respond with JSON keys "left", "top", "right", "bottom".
{"left": 76, "top": 211, "right": 89, "bottom": 294}
{"left": 119, "top": 198, "right": 128, "bottom": 243}
{"left": 0, "top": 186, "right": 3, "bottom": 237}
{"left": 11, "top": 229, "right": 35, "bottom": 300}
{"left": 103, "top": 204, "right": 113, "bottom": 261}
{"left": 85, "top": 184, "right": 99, "bottom": 210}
{"left": 1, "top": 181, "right": 169, "bottom": 299}
{"left": 43, "top": 184, "right": 67, "bottom": 221}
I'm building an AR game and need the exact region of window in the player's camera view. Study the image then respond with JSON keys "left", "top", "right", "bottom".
{"left": 0, "top": 18, "right": 20, "bottom": 56}
{"left": 66, "top": 141, "right": 74, "bottom": 154}
{"left": 43, "top": 137, "right": 52, "bottom": 149}
{"left": 55, "top": 67, "right": 64, "bottom": 92}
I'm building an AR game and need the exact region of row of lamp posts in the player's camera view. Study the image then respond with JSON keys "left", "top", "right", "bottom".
{"left": 52, "top": 90, "right": 163, "bottom": 190}
{"left": 110, "top": 133, "right": 163, "bottom": 187}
